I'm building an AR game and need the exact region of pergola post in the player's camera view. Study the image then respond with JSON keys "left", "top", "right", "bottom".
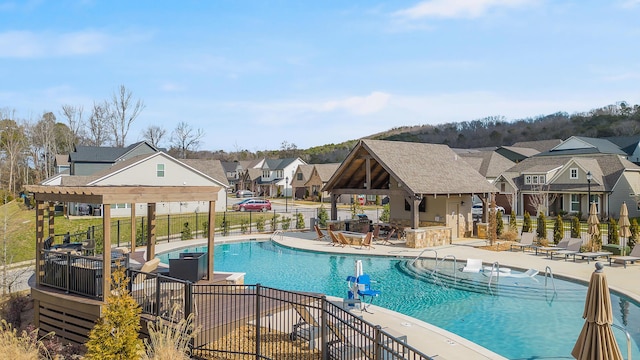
{"left": 331, "top": 193, "right": 338, "bottom": 220}
{"left": 101, "top": 204, "right": 112, "bottom": 300}
{"left": 412, "top": 196, "right": 421, "bottom": 229}
{"left": 130, "top": 202, "right": 136, "bottom": 253}
{"left": 48, "top": 201, "right": 55, "bottom": 237}
{"left": 35, "top": 200, "right": 45, "bottom": 286}
{"left": 207, "top": 200, "right": 216, "bottom": 280}
{"left": 146, "top": 203, "right": 156, "bottom": 260}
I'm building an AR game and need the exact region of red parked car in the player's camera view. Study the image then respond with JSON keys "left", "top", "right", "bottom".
{"left": 232, "top": 198, "right": 272, "bottom": 212}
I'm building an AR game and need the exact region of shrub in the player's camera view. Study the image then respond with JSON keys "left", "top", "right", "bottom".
{"left": 295, "top": 212, "right": 305, "bottom": 229}
{"left": 85, "top": 267, "right": 144, "bottom": 359}
{"left": 256, "top": 217, "right": 265, "bottom": 232}
{"left": 571, "top": 216, "right": 581, "bottom": 238}
{"left": 0, "top": 294, "right": 31, "bottom": 329}
{"left": 240, "top": 219, "right": 249, "bottom": 234}
{"left": 553, "top": 215, "right": 563, "bottom": 244}
{"left": 630, "top": 218, "right": 639, "bottom": 249}
{"left": 522, "top": 212, "right": 532, "bottom": 233}
{"left": 202, "top": 221, "right": 209, "bottom": 235}
{"left": 270, "top": 214, "right": 280, "bottom": 232}
{"left": 509, "top": 211, "right": 517, "bottom": 232}
{"left": 281, "top": 217, "right": 291, "bottom": 230}
{"left": 499, "top": 230, "right": 518, "bottom": 242}
{"left": 609, "top": 218, "right": 619, "bottom": 245}
{"left": 142, "top": 307, "right": 196, "bottom": 360}
{"left": 181, "top": 222, "right": 193, "bottom": 240}
{"left": 0, "top": 320, "right": 51, "bottom": 360}
{"left": 317, "top": 205, "right": 328, "bottom": 227}
{"left": 495, "top": 210, "right": 503, "bottom": 236}
{"left": 536, "top": 213, "right": 546, "bottom": 240}
{"left": 380, "top": 204, "right": 390, "bottom": 223}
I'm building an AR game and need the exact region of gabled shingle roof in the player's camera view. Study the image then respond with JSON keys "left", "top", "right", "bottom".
{"left": 459, "top": 151, "right": 514, "bottom": 179}
{"left": 327, "top": 139, "right": 496, "bottom": 195}
{"left": 537, "top": 136, "right": 626, "bottom": 157}
{"left": 314, "top": 163, "right": 340, "bottom": 182}
{"left": 69, "top": 141, "right": 160, "bottom": 163}
{"left": 181, "top": 159, "right": 230, "bottom": 186}
{"left": 511, "top": 139, "right": 563, "bottom": 152}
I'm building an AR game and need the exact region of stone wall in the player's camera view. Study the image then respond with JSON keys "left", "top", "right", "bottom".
{"left": 405, "top": 227, "right": 451, "bottom": 248}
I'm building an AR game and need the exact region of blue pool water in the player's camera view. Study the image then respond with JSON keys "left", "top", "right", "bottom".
{"left": 157, "top": 241, "right": 640, "bottom": 359}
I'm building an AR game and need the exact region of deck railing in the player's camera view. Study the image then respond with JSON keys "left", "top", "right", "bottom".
{"left": 39, "top": 249, "right": 130, "bottom": 299}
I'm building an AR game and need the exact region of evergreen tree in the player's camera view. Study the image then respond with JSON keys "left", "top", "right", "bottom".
{"left": 85, "top": 267, "right": 144, "bottom": 359}
{"left": 536, "top": 212, "right": 546, "bottom": 240}
{"left": 522, "top": 211, "right": 532, "bottom": 233}
{"left": 571, "top": 216, "right": 581, "bottom": 238}
{"left": 509, "top": 211, "right": 517, "bottom": 232}
{"left": 629, "top": 218, "right": 639, "bottom": 250}
{"left": 553, "top": 215, "right": 563, "bottom": 244}
{"left": 296, "top": 212, "right": 305, "bottom": 229}
{"left": 609, "top": 218, "right": 620, "bottom": 245}
{"left": 317, "top": 205, "right": 328, "bottom": 227}
{"left": 496, "top": 210, "right": 504, "bottom": 236}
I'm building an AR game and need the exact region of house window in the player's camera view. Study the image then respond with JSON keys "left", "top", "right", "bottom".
{"left": 276, "top": 170, "right": 284, "bottom": 178}
{"left": 297, "top": 173, "right": 303, "bottom": 180}
{"left": 110, "top": 203, "right": 131, "bottom": 209}
{"left": 570, "top": 194, "right": 580, "bottom": 212}
{"left": 500, "top": 183, "right": 506, "bottom": 192}
{"left": 156, "top": 164, "right": 165, "bottom": 177}
{"left": 539, "top": 175, "right": 545, "bottom": 184}
{"left": 262, "top": 170, "right": 269, "bottom": 178}
{"left": 532, "top": 176, "right": 538, "bottom": 184}
{"left": 570, "top": 168, "right": 578, "bottom": 179}
{"left": 525, "top": 175, "right": 532, "bottom": 184}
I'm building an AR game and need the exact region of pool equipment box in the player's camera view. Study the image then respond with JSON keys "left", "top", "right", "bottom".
{"left": 169, "top": 252, "right": 207, "bottom": 282}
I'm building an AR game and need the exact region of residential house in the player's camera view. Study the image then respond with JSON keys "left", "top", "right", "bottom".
{"left": 250, "top": 157, "right": 307, "bottom": 197}
{"left": 324, "top": 139, "right": 496, "bottom": 239}
{"left": 304, "top": 163, "right": 340, "bottom": 202}
{"left": 604, "top": 135, "right": 640, "bottom": 164}
{"left": 494, "top": 146, "right": 540, "bottom": 163}
{"left": 221, "top": 159, "right": 263, "bottom": 192}
{"left": 535, "top": 136, "right": 627, "bottom": 157}
{"left": 291, "top": 164, "right": 314, "bottom": 200}
{"left": 42, "top": 152, "right": 229, "bottom": 216}
{"left": 493, "top": 154, "right": 640, "bottom": 219}
{"left": 68, "top": 141, "right": 162, "bottom": 176}
{"left": 54, "top": 154, "right": 70, "bottom": 174}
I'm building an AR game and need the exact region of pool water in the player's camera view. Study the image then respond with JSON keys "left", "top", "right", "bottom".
{"left": 157, "top": 241, "right": 640, "bottom": 359}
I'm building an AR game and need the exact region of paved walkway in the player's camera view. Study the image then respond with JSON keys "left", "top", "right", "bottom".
{"left": 153, "top": 231, "right": 640, "bottom": 360}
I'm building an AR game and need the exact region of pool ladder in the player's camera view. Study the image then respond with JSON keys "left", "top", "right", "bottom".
{"left": 612, "top": 323, "right": 633, "bottom": 360}
{"left": 487, "top": 262, "right": 501, "bottom": 287}
{"left": 271, "top": 230, "right": 283, "bottom": 241}
{"left": 411, "top": 249, "right": 438, "bottom": 265}
{"left": 544, "top": 266, "right": 557, "bottom": 294}
{"left": 433, "top": 255, "right": 457, "bottom": 283}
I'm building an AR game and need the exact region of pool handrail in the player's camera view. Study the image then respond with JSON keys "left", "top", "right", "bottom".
{"left": 544, "top": 266, "right": 557, "bottom": 294}
{"left": 611, "top": 323, "right": 632, "bottom": 360}
{"left": 412, "top": 249, "right": 438, "bottom": 265}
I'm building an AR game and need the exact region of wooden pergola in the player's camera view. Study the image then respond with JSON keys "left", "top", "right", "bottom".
{"left": 26, "top": 185, "right": 220, "bottom": 300}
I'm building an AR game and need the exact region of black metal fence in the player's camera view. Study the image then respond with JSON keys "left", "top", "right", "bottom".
{"left": 184, "top": 284, "right": 432, "bottom": 360}
{"left": 92, "top": 208, "right": 324, "bottom": 248}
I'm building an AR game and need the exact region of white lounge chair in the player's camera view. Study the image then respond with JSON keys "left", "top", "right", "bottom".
{"left": 550, "top": 238, "right": 583, "bottom": 260}
{"left": 510, "top": 232, "right": 535, "bottom": 252}
{"left": 611, "top": 245, "right": 640, "bottom": 268}
{"left": 462, "top": 258, "right": 483, "bottom": 273}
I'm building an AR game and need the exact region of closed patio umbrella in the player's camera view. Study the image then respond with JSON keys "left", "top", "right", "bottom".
{"left": 587, "top": 203, "right": 600, "bottom": 252}
{"left": 572, "top": 262, "right": 623, "bottom": 360}
{"left": 618, "top": 202, "right": 631, "bottom": 256}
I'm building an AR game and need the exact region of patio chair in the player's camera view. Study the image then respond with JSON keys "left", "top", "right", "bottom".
{"left": 132, "top": 258, "right": 160, "bottom": 310}
{"left": 462, "top": 258, "right": 483, "bottom": 273}
{"left": 535, "top": 237, "right": 570, "bottom": 256}
{"left": 356, "top": 274, "right": 381, "bottom": 313}
{"left": 611, "top": 245, "right": 640, "bottom": 268}
{"left": 359, "top": 232, "right": 374, "bottom": 250}
{"left": 289, "top": 304, "right": 321, "bottom": 349}
{"left": 327, "top": 230, "right": 342, "bottom": 247}
{"left": 337, "top": 232, "right": 352, "bottom": 248}
{"left": 510, "top": 232, "right": 535, "bottom": 252}
{"left": 81, "top": 238, "right": 96, "bottom": 256}
{"left": 314, "top": 225, "right": 329, "bottom": 242}
{"left": 378, "top": 228, "right": 395, "bottom": 246}
{"left": 549, "top": 238, "right": 583, "bottom": 260}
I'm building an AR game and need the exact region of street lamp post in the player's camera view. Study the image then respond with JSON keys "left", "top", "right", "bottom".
{"left": 285, "top": 176, "right": 289, "bottom": 213}
{"left": 587, "top": 170, "right": 592, "bottom": 206}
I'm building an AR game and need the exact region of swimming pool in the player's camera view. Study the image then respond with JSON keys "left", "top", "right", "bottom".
{"left": 157, "top": 240, "right": 640, "bottom": 359}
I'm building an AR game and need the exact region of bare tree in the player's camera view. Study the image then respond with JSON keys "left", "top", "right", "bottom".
{"left": 27, "top": 112, "right": 58, "bottom": 181}
{"left": 528, "top": 184, "right": 558, "bottom": 216}
{"left": 87, "top": 101, "right": 112, "bottom": 146}
{"left": 0, "top": 118, "right": 27, "bottom": 195}
{"left": 141, "top": 125, "right": 166, "bottom": 148}
{"left": 171, "top": 122, "right": 204, "bottom": 159}
{"left": 60, "top": 104, "right": 85, "bottom": 149}
{"left": 109, "top": 85, "right": 145, "bottom": 147}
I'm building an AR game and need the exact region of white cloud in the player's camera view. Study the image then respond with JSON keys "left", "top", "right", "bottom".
{"left": 394, "top": 0, "right": 536, "bottom": 19}
{"left": 0, "top": 29, "right": 140, "bottom": 58}
{"left": 320, "top": 91, "right": 391, "bottom": 115}
{"left": 159, "top": 82, "right": 186, "bottom": 92}
{"left": 620, "top": 0, "right": 640, "bottom": 8}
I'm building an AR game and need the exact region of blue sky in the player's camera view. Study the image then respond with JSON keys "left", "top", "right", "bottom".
{"left": 2, "top": 0, "right": 640, "bottom": 153}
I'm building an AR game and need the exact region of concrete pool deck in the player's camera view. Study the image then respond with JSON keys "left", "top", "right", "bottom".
{"left": 153, "top": 231, "right": 640, "bottom": 360}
